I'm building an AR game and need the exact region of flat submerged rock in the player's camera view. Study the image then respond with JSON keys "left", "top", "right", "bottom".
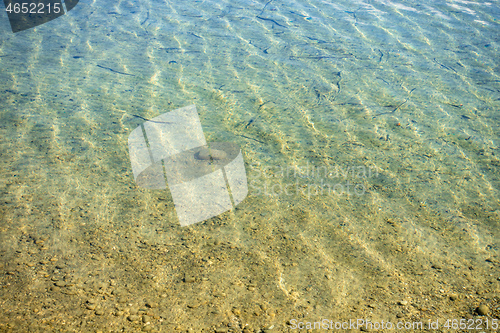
{"left": 196, "top": 148, "right": 227, "bottom": 160}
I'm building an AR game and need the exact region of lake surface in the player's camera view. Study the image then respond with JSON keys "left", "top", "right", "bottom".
{"left": 0, "top": 0, "right": 499, "bottom": 331}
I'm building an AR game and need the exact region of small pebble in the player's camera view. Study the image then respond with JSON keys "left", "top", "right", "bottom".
{"left": 449, "top": 294, "right": 458, "bottom": 301}
{"left": 128, "top": 315, "right": 140, "bottom": 322}
{"left": 142, "top": 315, "right": 151, "bottom": 323}
{"left": 398, "top": 300, "right": 408, "bottom": 306}
{"left": 187, "top": 302, "right": 201, "bottom": 309}
{"left": 184, "top": 277, "right": 195, "bottom": 283}
{"left": 476, "top": 304, "right": 489, "bottom": 316}
{"left": 95, "top": 308, "right": 104, "bottom": 315}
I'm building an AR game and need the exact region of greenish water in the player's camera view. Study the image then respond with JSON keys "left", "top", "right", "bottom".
{"left": 0, "top": 0, "right": 499, "bottom": 332}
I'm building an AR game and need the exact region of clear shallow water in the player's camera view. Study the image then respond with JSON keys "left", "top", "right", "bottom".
{"left": 0, "top": 0, "right": 499, "bottom": 331}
